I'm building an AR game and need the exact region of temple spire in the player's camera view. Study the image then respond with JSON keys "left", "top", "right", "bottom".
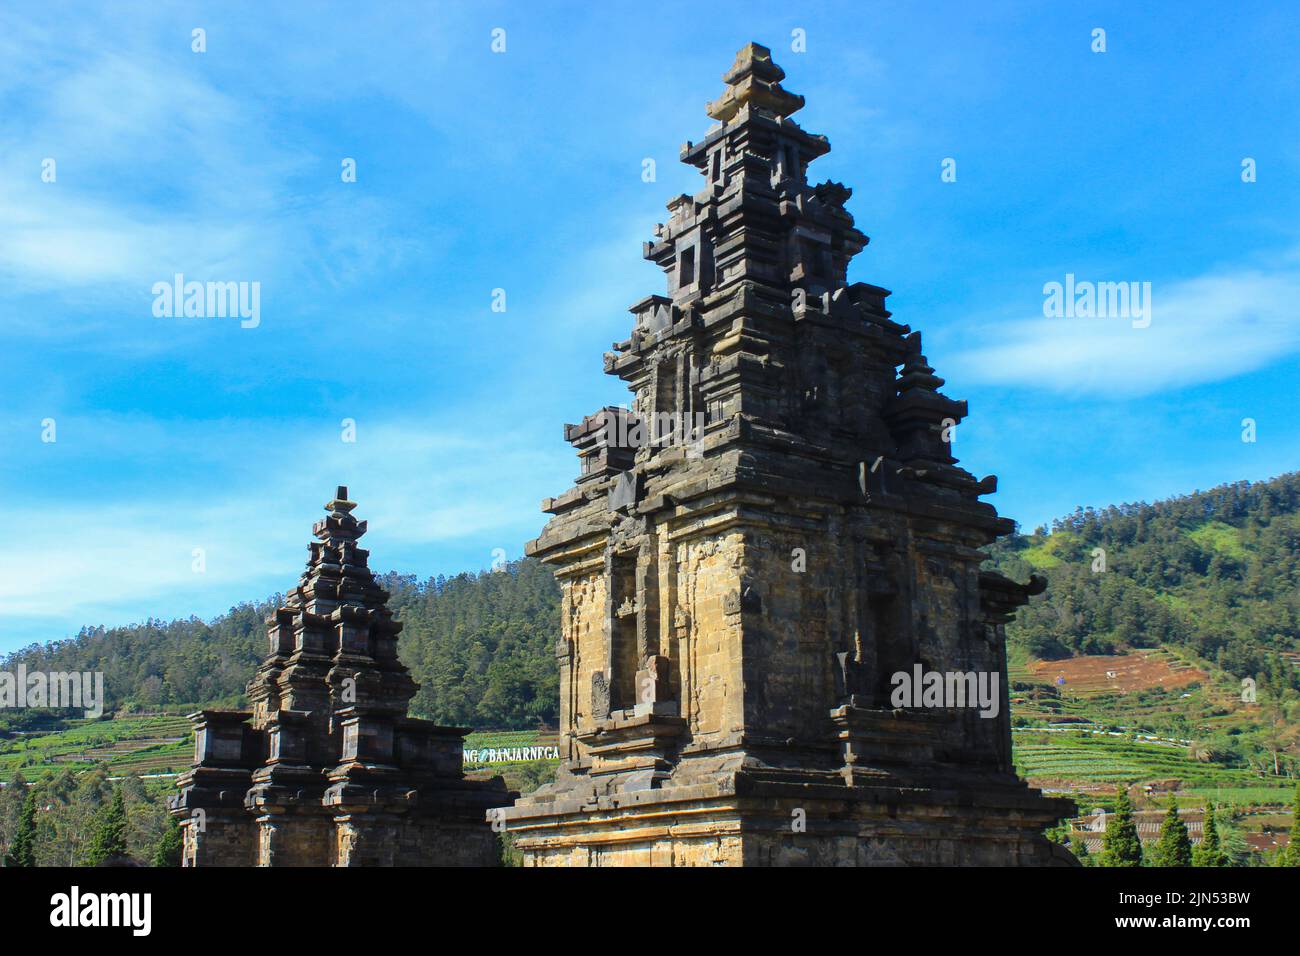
{"left": 313, "top": 484, "right": 366, "bottom": 548}
{"left": 705, "top": 41, "right": 805, "bottom": 122}
{"left": 326, "top": 484, "right": 357, "bottom": 514}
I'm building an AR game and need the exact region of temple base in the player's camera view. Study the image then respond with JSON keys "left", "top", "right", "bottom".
{"left": 177, "top": 804, "right": 505, "bottom": 867}
{"left": 502, "top": 773, "right": 1078, "bottom": 867}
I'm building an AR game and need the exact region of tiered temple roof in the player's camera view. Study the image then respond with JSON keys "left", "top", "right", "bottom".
{"left": 171, "top": 487, "right": 509, "bottom": 866}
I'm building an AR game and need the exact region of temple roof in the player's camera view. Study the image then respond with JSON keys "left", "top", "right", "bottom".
{"left": 705, "top": 41, "right": 805, "bottom": 122}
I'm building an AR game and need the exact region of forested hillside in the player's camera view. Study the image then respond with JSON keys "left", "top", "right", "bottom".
{"left": 1, "top": 560, "right": 559, "bottom": 730}
{"left": 391, "top": 560, "right": 559, "bottom": 727}
{"left": 5, "top": 473, "right": 1298, "bottom": 732}
{"left": 987, "top": 472, "right": 1300, "bottom": 697}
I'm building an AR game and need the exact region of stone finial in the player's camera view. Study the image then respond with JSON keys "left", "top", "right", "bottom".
{"left": 706, "top": 42, "right": 805, "bottom": 122}
{"left": 327, "top": 486, "right": 357, "bottom": 514}
{"left": 897, "top": 351, "right": 945, "bottom": 394}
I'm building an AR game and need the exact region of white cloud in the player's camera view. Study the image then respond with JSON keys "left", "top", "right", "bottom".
{"left": 942, "top": 257, "right": 1300, "bottom": 396}
{"left": 0, "top": 47, "right": 281, "bottom": 287}
{"left": 0, "top": 26, "right": 420, "bottom": 335}
{"left": 0, "top": 418, "right": 568, "bottom": 635}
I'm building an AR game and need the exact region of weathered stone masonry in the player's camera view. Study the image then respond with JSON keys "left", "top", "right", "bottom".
{"left": 500, "top": 43, "right": 1076, "bottom": 866}
{"left": 170, "top": 487, "right": 511, "bottom": 866}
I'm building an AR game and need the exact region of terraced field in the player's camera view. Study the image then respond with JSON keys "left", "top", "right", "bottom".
{"left": 1009, "top": 647, "right": 1296, "bottom": 824}
{"left": 462, "top": 729, "right": 561, "bottom": 795}
{"left": 1181, "top": 786, "right": 1299, "bottom": 807}
{"left": 0, "top": 715, "right": 193, "bottom": 782}
{"left": 463, "top": 728, "right": 554, "bottom": 752}
{"left": 1013, "top": 730, "right": 1257, "bottom": 788}
{"left": 0, "top": 718, "right": 568, "bottom": 786}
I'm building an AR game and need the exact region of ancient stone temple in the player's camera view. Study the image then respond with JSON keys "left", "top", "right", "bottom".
{"left": 170, "top": 487, "right": 510, "bottom": 866}
{"left": 500, "top": 43, "right": 1075, "bottom": 866}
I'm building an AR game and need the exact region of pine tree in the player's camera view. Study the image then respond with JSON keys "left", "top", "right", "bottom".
{"left": 85, "top": 787, "right": 128, "bottom": 866}
{"left": 1280, "top": 785, "right": 1300, "bottom": 867}
{"left": 1101, "top": 785, "right": 1143, "bottom": 867}
{"left": 1151, "top": 798, "right": 1192, "bottom": 867}
{"left": 1070, "top": 836, "right": 1093, "bottom": 866}
{"left": 152, "top": 815, "right": 183, "bottom": 867}
{"left": 3, "top": 791, "right": 37, "bottom": 867}
{"left": 1194, "top": 804, "right": 1226, "bottom": 867}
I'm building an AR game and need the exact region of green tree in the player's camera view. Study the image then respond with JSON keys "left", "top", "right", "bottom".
{"left": 85, "top": 787, "right": 127, "bottom": 866}
{"left": 3, "top": 791, "right": 37, "bottom": 867}
{"left": 1279, "top": 785, "right": 1300, "bottom": 867}
{"left": 1150, "top": 798, "right": 1193, "bottom": 867}
{"left": 1070, "top": 836, "right": 1093, "bottom": 866}
{"left": 1194, "top": 804, "right": 1226, "bottom": 867}
{"left": 152, "top": 814, "right": 182, "bottom": 867}
{"left": 1217, "top": 813, "right": 1251, "bottom": 866}
{"left": 0, "top": 770, "right": 28, "bottom": 853}
{"left": 1101, "top": 786, "right": 1143, "bottom": 867}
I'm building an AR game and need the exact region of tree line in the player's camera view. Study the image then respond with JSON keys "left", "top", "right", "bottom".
{"left": 0, "top": 558, "right": 560, "bottom": 730}
{"left": 1069, "top": 784, "right": 1300, "bottom": 868}
{"left": 987, "top": 472, "right": 1300, "bottom": 696}
{"left": 0, "top": 770, "right": 179, "bottom": 867}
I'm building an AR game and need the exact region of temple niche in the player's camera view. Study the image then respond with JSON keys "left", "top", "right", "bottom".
{"left": 169, "top": 487, "right": 511, "bottom": 866}
{"left": 499, "top": 43, "right": 1076, "bottom": 866}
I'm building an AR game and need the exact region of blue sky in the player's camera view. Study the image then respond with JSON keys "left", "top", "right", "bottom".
{"left": 2, "top": 1, "right": 1297, "bottom": 650}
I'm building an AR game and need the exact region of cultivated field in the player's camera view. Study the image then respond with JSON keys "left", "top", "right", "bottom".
{"left": 1026, "top": 649, "right": 1208, "bottom": 695}
{"left": 0, "top": 715, "right": 193, "bottom": 782}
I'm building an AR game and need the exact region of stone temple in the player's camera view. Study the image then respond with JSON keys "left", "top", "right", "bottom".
{"left": 499, "top": 43, "right": 1075, "bottom": 865}
{"left": 170, "top": 487, "right": 511, "bottom": 865}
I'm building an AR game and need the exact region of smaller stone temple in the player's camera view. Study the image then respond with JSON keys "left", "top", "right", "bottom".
{"left": 169, "top": 487, "right": 511, "bottom": 866}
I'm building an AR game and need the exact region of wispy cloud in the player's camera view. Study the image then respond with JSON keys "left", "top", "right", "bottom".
{"left": 0, "top": 51, "right": 281, "bottom": 287}
{"left": 0, "top": 22, "right": 420, "bottom": 340}
{"left": 0, "top": 417, "right": 568, "bottom": 637}
{"left": 941, "top": 255, "right": 1300, "bottom": 396}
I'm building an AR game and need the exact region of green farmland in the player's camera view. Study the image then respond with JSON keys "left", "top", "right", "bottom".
{"left": 0, "top": 714, "right": 193, "bottom": 783}
{"left": 1013, "top": 729, "right": 1259, "bottom": 788}
{"left": 0, "top": 718, "right": 562, "bottom": 790}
